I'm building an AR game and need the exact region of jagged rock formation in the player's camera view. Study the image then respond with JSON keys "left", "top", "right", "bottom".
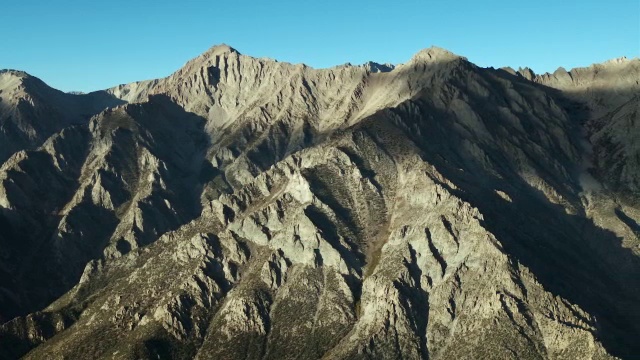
{"left": 0, "top": 45, "right": 638, "bottom": 359}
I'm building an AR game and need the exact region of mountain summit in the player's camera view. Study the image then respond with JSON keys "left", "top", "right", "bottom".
{"left": 410, "top": 46, "right": 464, "bottom": 63}
{"left": 0, "top": 45, "right": 639, "bottom": 359}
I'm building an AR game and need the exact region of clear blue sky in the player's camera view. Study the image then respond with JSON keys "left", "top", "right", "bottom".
{"left": 1, "top": 0, "right": 638, "bottom": 92}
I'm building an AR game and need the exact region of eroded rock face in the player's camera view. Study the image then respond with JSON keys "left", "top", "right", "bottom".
{"left": 0, "top": 46, "right": 638, "bottom": 359}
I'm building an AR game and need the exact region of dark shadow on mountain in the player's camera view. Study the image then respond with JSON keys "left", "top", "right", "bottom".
{"left": 0, "top": 94, "right": 217, "bottom": 330}
{"left": 303, "top": 204, "right": 365, "bottom": 272}
{"left": 615, "top": 208, "right": 640, "bottom": 236}
{"left": 0, "top": 301, "right": 79, "bottom": 360}
{"left": 353, "top": 68, "right": 640, "bottom": 357}
{"left": 490, "top": 66, "right": 640, "bottom": 201}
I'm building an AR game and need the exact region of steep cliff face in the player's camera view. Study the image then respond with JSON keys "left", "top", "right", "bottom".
{"left": 0, "top": 47, "right": 638, "bottom": 359}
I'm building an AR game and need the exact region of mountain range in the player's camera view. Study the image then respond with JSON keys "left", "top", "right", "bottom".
{"left": 0, "top": 45, "right": 638, "bottom": 359}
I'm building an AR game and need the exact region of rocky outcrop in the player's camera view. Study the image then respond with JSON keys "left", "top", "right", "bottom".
{"left": 0, "top": 47, "right": 638, "bottom": 359}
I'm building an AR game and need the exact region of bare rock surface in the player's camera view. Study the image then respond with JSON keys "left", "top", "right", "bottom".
{"left": 0, "top": 46, "right": 638, "bottom": 359}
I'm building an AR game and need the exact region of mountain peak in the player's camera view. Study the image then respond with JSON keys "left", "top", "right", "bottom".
{"left": 202, "top": 43, "right": 240, "bottom": 57}
{"left": 0, "top": 69, "right": 30, "bottom": 79}
{"left": 0, "top": 69, "right": 38, "bottom": 93}
{"left": 410, "top": 46, "right": 464, "bottom": 63}
{"left": 0, "top": 70, "right": 33, "bottom": 89}
{"left": 174, "top": 44, "right": 243, "bottom": 76}
{"left": 362, "top": 61, "right": 395, "bottom": 73}
{"left": 603, "top": 56, "right": 631, "bottom": 66}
